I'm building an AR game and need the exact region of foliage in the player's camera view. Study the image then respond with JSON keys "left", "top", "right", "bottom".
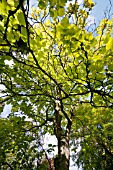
{"left": 0, "top": 0, "right": 113, "bottom": 169}
{"left": 71, "top": 105, "right": 113, "bottom": 169}
{"left": 0, "top": 116, "right": 48, "bottom": 169}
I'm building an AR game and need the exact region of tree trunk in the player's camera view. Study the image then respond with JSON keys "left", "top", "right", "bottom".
{"left": 54, "top": 103, "right": 71, "bottom": 170}
{"left": 54, "top": 88, "right": 72, "bottom": 170}
{"left": 54, "top": 136, "right": 70, "bottom": 170}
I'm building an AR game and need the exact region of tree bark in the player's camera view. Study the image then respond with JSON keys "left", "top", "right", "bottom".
{"left": 54, "top": 101, "right": 71, "bottom": 170}
{"left": 54, "top": 88, "right": 72, "bottom": 170}
{"left": 54, "top": 136, "right": 70, "bottom": 170}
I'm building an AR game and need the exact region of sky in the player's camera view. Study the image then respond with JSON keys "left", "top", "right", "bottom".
{"left": 29, "top": 0, "right": 113, "bottom": 29}
{"left": 92, "top": 0, "right": 113, "bottom": 20}
{"left": 0, "top": 0, "right": 113, "bottom": 169}
{"left": 30, "top": 0, "right": 113, "bottom": 20}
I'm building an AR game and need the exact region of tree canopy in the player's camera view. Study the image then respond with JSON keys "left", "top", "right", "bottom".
{"left": 0, "top": 0, "right": 113, "bottom": 169}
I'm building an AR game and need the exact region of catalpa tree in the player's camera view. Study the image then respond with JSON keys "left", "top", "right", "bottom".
{"left": 0, "top": 0, "right": 113, "bottom": 169}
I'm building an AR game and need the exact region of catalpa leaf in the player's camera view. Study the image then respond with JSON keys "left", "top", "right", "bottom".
{"left": 61, "top": 17, "right": 69, "bottom": 26}
{"left": 7, "top": 0, "right": 14, "bottom": 6}
{"left": 16, "top": 10, "right": 25, "bottom": 26}
{"left": 58, "top": 8, "right": 65, "bottom": 17}
{"left": 106, "top": 38, "right": 113, "bottom": 51}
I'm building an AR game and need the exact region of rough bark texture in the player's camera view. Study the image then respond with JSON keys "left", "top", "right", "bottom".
{"left": 54, "top": 107, "right": 71, "bottom": 170}
{"left": 53, "top": 88, "right": 72, "bottom": 170}
{"left": 54, "top": 154, "right": 69, "bottom": 170}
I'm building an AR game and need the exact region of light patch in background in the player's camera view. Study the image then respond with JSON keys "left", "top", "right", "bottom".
{"left": 43, "top": 134, "right": 80, "bottom": 170}
{"left": 87, "top": 15, "right": 95, "bottom": 26}
{"left": 0, "top": 83, "right": 11, "bottom": 118}
{"left": 77, "top": 0, "right": 83, "bottom": 4}
{"left": 66, "top": 0, "right": 83, "bottom": 6}
{"left": 0, "top": 84, "right": 5, "bottom": 90}
{"left": 43, "top": 133, "right": 57, "bottom": 157}
{"left": 0, "top": 104, "right": 12, "bottom": 118}
{"left": 4, "top": 59, "right": 14, "bottom": 66}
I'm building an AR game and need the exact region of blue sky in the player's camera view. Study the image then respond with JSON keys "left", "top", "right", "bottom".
{"left": 92, "top": 0, "right": 113, "bottom": 22}
{"left": 30, "top": 0, "right": 113, "bottom": 18}
{"left": 29, "top": 0, "right": 113, "bottom": 26}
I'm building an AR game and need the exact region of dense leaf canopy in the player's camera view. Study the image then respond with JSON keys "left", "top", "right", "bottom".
{"left": 0, "top": 0, "right": 113, "bottom": 169}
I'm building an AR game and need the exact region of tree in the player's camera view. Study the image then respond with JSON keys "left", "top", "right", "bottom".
{"left": 0, "top": 116, "right": 49, "bottom": 169}
{"left": 71, "top": 104, "right": 113, "bottom": 169}
{"left": 0, "top": 0, "right": 113, "bottom": 169}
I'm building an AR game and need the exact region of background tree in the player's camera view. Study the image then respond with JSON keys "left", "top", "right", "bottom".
{"left": 71, "top": 104, "right": 113, "bottom": 169}
{"left": 0, "top": 115, "right": 52, "bottom": 170}
{"left": 0, "top": 0, "right": 113, "bottom": 169}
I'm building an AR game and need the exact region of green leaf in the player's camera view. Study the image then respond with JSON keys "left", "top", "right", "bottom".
{"left": 38, "top": 0, "right": 46, "bottom": 9}
{"left": 61, "top": 17, "right": 69, "bottom": 26}
{"left": 106, "top": 37, "right": 113, "bottom": 51}
{"left": 7, "top": 30, "right": 15, "bottom": 42}
{"left": 16, "top": 10, "right": 25, "bottom": 26}
{"left": 0, "top": 1, "right": 8, "bottom": 15}
{"left": 21, "top": 26, "right": 27, "bottom": 41}
{"left": 7, "top": 0, "right": 14, "bottom": 6}
{"left": 48, "top": 143, "right": 53, "bottom": 147}
{"left": 58, "top": 8, "right": 65, "bottom": 17}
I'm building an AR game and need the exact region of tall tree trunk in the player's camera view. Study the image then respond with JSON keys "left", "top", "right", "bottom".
{"left": 54, "top": 98, "right": 72, "bottom": 170}
{"left": 54, "top": 135, "right": 70, "bottom": 170}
